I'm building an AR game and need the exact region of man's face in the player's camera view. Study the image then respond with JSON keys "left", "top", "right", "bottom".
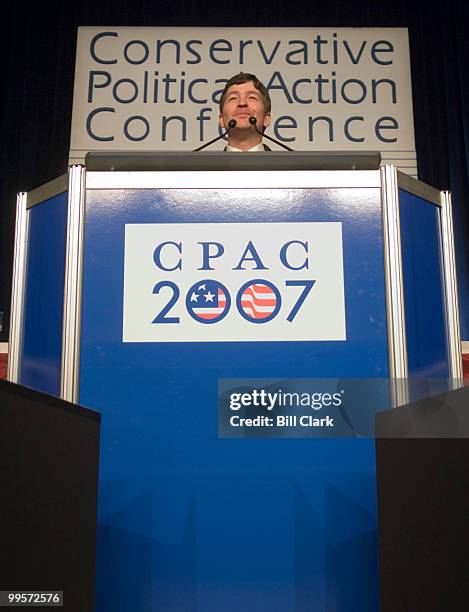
{"left": 219, "top": 81, "right": 271, "bottom": 132}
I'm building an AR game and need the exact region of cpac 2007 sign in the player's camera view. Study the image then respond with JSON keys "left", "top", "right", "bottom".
{"left": 123, "top": 221, "right": 346, "bottom": 342}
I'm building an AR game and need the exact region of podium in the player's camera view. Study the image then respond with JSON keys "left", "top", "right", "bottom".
{"left": 375, "top": 386, "right": 469, "bottom": 612}
{"left": 8, "top": 154, "right": 462, "bottom": 611}
{"left": 0, "top": 379, "right": 100, "bottom": 612}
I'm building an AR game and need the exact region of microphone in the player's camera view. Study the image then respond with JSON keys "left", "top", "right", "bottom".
{"left": 249, "top": 116, "right": 294, "bottom": 151}
{"left": 193, "top": 119, "right": 237, "bottom": 151}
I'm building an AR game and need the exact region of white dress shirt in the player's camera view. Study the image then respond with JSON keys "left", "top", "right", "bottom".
{"left": 225, "top": 143, "right": 266, "bottom": 152}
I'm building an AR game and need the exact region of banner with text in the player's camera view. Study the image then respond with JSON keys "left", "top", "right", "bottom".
{"left": 71, "top": 27, "right": 416, "bottom": 174}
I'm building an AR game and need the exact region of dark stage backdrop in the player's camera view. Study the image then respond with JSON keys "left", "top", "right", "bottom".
{"left": 1, "top": 0, "right": 468, "bottom": 342}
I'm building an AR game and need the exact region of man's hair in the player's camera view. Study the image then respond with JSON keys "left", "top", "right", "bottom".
{"left": 219, "top": 73, "right": 271, "bottom": 114}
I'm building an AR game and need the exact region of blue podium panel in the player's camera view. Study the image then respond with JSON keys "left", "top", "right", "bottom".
{"left": 399, "top": 189, "right": 449, "bottom": 378}
{"left": 79, "top": 180, "right": 387, "bottom": 612}
{"left": 20, "top": 193, "right": 68, "bottom": 395}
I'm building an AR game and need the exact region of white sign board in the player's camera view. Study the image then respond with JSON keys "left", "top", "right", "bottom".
{"left": 71, "top": 27, "right": 416, "bottom": 175}
{"left": 123, "top": 222, "right": 346, "bottom": 342}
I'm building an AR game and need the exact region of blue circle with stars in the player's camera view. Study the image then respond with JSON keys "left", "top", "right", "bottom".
{"left": 186, "top": 279, "right": 231, "bottom": 324}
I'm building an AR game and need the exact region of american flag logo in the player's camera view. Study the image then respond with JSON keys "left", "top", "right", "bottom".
{"left": 237, "top": 280, "right": 281, "bottom": 324}
{"left": 186, "top": 280, "right": 231, "bottom": 324}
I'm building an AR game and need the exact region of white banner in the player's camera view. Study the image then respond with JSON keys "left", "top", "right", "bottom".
{"left": 71, "top": 27, "right": 416, "bottom": 175}
{"left": 123, "top": 222, "right": 346, "bottom": 342}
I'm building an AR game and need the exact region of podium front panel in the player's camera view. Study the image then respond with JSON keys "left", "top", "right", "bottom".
{"left": 79, "top": 171, "right": 387, "bottom": 611}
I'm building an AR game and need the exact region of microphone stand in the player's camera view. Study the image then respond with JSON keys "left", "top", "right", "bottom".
{"left": 249, "top": 116, "right": 294, "bottom": 151}
{"left": 193, "top": 119, "right": 237, "bottom": 152}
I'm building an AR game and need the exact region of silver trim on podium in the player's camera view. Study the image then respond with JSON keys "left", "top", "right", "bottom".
{"left": 396, "top": 170, "right": 441, "bottom": 206}
{"left": 7, "top": 193, "right": 29, "bottom": 383}
{"left": 26, "top": 174, "right": 68, "bottom": 209}
{"left": 380, "top": 165, "right": 409, "bottom": 406}
{"left": 60, "top": 165, "right": 86, "bottom": 403}
{"left": 440, "top": 190, "right": 463, "bottom": 381}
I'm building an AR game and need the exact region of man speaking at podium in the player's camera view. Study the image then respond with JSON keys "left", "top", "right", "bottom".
{"left": 219, "top": 73, "right": 272, "bottom": 151}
